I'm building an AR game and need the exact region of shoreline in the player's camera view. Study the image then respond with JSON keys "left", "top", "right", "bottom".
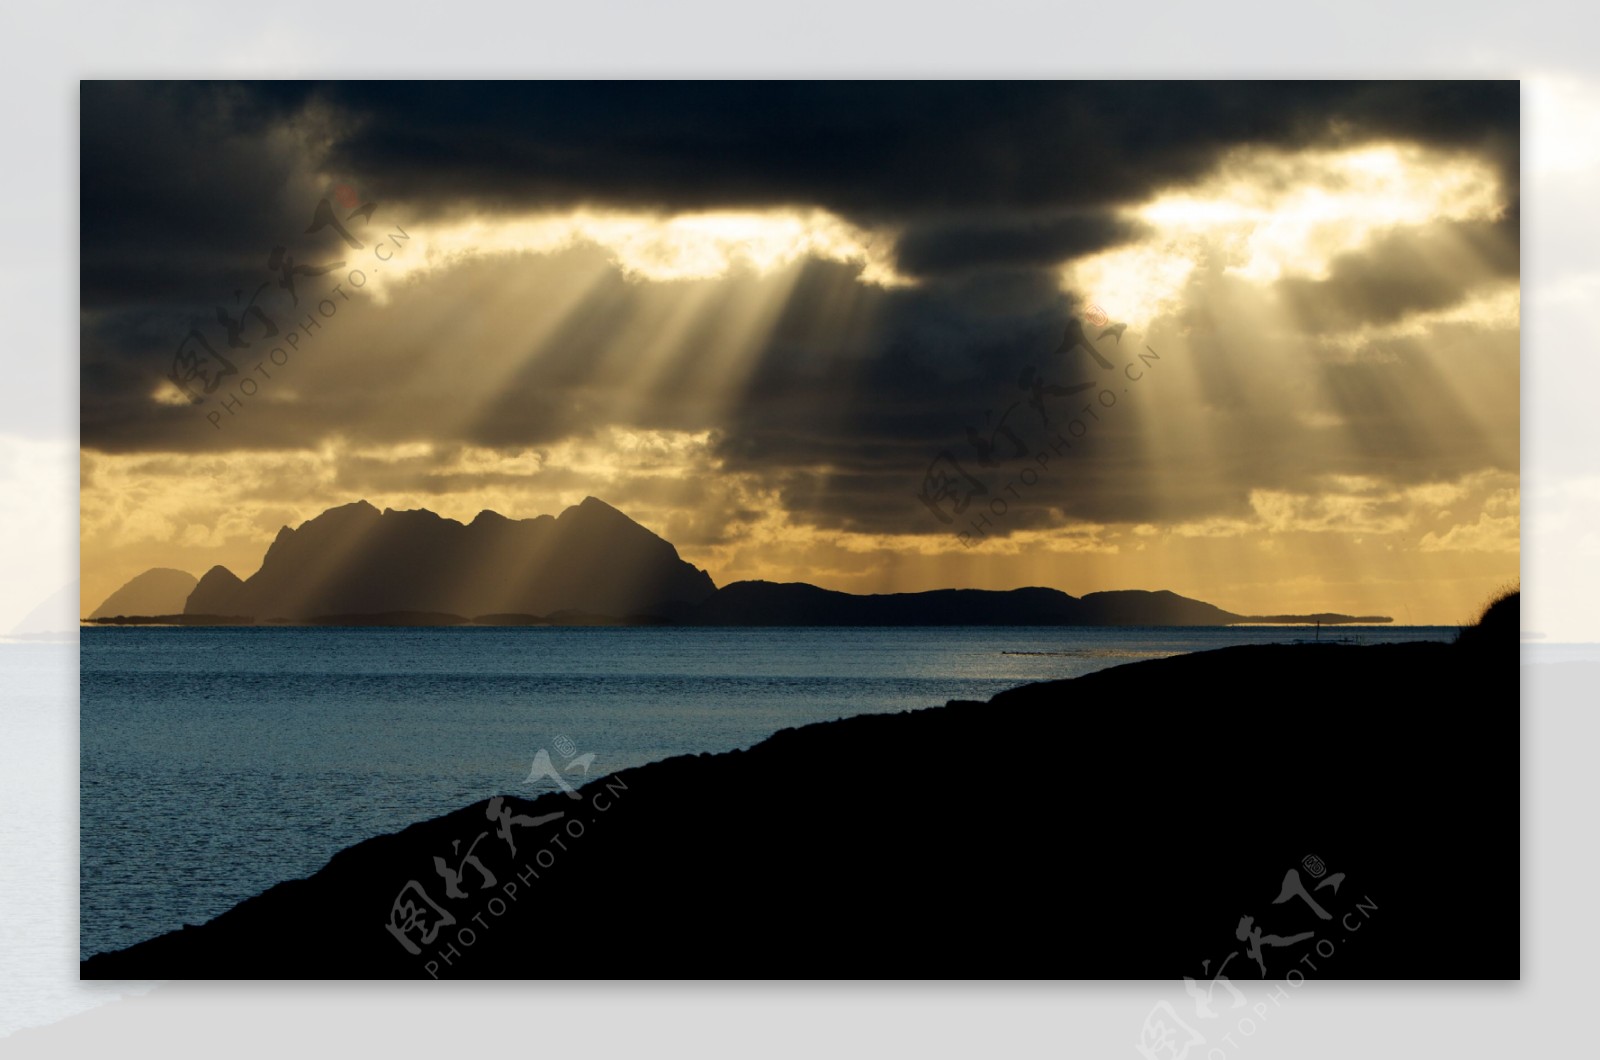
{"left": 81, "top": 635, "right": 1516, "bottom": 980}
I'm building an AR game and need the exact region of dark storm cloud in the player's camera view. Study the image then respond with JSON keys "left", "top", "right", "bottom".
{"left": 79, "top": 81, "right": 1520, "bottom": 537}
{"left": 271, "top": 80, "right": 1518, "bottom": 219}
{"left": 1276, "top": 216, "right": 1519, "bottom": 332}
{"left": 702, "top": 263, "right": 1239, "bottom": 530}
{"left": 80, "top": 80, "right": 1519, "bottom": 308}
{"left": 80, "top": 82, "right": 328, "bottom": 310}
{"left": 892, "top": 213, "right": 1151, "bottom": 277}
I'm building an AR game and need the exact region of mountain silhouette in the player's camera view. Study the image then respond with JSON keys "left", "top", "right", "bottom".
{"left": 187, "top": 565, "right": 245, "bottom": 614}
{"left": 87, "top": 499, "right": 1391, "bottom": 626}
{"left": 175, "top": 497, "right": 716, "bottom": 621}
{"left": 87, "top": 568, "right": 196, "bottom": 620}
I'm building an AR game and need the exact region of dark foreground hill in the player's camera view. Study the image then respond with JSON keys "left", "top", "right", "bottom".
{"left": 81, "top": 626, "right": 1515, "bottom": 979}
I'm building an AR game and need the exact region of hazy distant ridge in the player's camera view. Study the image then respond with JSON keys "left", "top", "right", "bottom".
{"left": 669, "top": 581, "right": 1390, "bottom": 626}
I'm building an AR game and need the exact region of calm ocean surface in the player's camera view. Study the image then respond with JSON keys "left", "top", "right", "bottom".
{"left": 80, "top": 623, "right": 1450, "bottom": 958}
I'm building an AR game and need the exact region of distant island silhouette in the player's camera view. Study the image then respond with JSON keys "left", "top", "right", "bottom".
{"left": 86, "top": 497, "right": 1393, "bottom": 627}
{"left": 87, "top": 567, "right": 197, "bottom": 619}
{"left": 79, "top": 593, "right": 1515, "bottom": 978}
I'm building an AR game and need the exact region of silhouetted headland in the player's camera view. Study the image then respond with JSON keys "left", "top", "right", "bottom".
{"left": 80, "top": 595, "right": 1515, "bottom": 979}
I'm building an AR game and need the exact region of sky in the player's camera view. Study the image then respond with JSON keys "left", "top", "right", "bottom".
{"left": 77, "top": 81, "right": 1520, "bottom": 623}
